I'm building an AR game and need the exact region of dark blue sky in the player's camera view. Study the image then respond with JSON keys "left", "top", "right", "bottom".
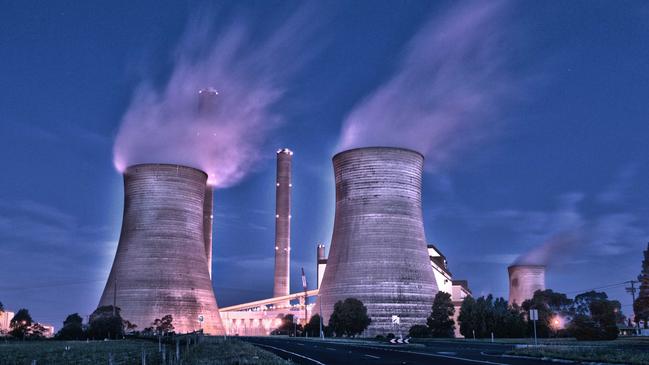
{"left": 1, "top": 1, "right": 648, "bottom": 328}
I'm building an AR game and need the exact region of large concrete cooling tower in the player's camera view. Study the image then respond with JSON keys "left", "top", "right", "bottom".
{"left": 316, "top": 147, "right": 438, "bottom": 336}
{"left": 273, "top": 148, "right": 292, "bottom": 303}
{"left": 508, "top": 265, "right": 546, "bottom": 306}
{"left": 99, "top": 164, "right": 224, "bottom": 334}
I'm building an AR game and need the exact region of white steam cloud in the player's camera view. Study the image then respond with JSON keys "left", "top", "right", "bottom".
{"left": 338, "top": 1, "right": 517, "bottom": 168}
{"left": 514, "top": 231, "right": 582, "bottom": 266}
{"left": 114, "top": 7, "right": 318, "bottom": 187}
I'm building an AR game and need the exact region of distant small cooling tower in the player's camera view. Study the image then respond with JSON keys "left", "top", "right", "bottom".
{"left": 273, "top": 148, "right": 292, "bottom": 303}
{"left": 99, "top": 164, "right": 224, "bottom": 334}
{"left": 316, "top": 147, "right": 438, "bottom": 336}
{"left": 508, "top": 265, "right": 546, "bottom": 306}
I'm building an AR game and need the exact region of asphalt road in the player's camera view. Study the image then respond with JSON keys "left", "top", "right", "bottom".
{"left": 241, "top": 337, "right": 553, "bottom": 365}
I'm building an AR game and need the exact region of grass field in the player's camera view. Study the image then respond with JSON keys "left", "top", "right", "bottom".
{"left": 0, "top": 338, "right": 289, "bottom": 365}
{"left": 509, "top": 345, "right": 649, "bottom": 365}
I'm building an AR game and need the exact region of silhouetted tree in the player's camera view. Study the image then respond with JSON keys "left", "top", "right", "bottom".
{"left": 458, "top": 296, "right": 476, "bottom": 338}
{"left": 408, "top": 324, "right": 431, "bottom": 338}
{"left": 10, "top": 309, "right": 33, "bottom": 339}
{"left": 152, "top": 314, "right": 174, "bottom": 335}
{"left": 0, "top": 301, "right": 4, "bottom": 313}
{"left": 274, "top": 314, "right": 303, "bottom": 336}
{"left": 522, "top": 290, "right": 573, "bottom": 338}
{"left": 569, "top": 295, "right": 619, "bottom": 340}
{"left": 458, "top": 296, "right": 526, "bottom": 338}
{"left": 87, "top": 305, "right": 124, "bottom": 340}
{"left": 635, "top": 243, "right": 649, "bottom": 328}
{"left": 427, "top": 291, "right": 455, "bottom": 337}
{"left": 304, "top": 314, "right": 322, "bottom": 337}
{"left": 328, "top": 298, "right": 371, "bottom": 337}
{"left": 56, "top": 313, "right": 85, "bottom": 340}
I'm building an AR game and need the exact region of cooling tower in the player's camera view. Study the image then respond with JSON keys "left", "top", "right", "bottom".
{"left": 273, "top": 148, "right": 292, "bottom": 304}
{"left": 508, "top": 265, "right": 546, "bottom": 306}
{"left": 316, "top": 147, "right": 438, "bottom": 336}
{"left": 99, "top": 164, "right": 224, "bottom": 334}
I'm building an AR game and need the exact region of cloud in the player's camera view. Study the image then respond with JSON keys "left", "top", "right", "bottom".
{"left": 338, "top": 1, "right": 522, "bottom": 169}
{"left": 113, "top": 5, "right": 322, "bottom": 188}
{"left": 596, "top": 164, "right": 638, "bottom": 204}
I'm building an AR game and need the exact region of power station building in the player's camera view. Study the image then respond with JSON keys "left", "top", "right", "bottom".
{"left": 316, "top": 147, "right": 439, "bottom": 336}
{"left": 99, "top": 164, "right": 224, "bottom": 334}
{"left": 508, "top": 264, "right": 546, "bottom": 306}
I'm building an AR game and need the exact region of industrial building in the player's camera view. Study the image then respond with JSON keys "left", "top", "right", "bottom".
{"left": 99, "top": 164, "right": 224, "bottom": 334}
{"left": 273, "top": 148, "right": 293, "bottom": 305}
{"left": 316, "top": 147, "right": 439, "bottom": 336}
{"left": 0, "top": 310, "right": 14, "bottom": 335}
{"left": 508, "top": 264, "right": 546, "bottom": 306}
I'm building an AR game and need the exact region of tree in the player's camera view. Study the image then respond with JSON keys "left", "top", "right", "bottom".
{"left": 635, "top": 243, "right": 649, "bottom": 328}
{"left": 458, "top": 296, "right": 526, "bottom": 339}
{"left": 0, "top": 301, "right": 4, "bottom": 313}
{"left": 152, "top": 314, "right": 174, "bottom": 335}
{"left": 56, "top": 313, "right": 85, "bottom": 340}
{"left": 10, "top": 308, "right": 33, "bottom": 339}
{"left": 522, "top": 290, "right": 573, "bottom": 338}
{"left": 274, "top": 314, "right": 303, "bottom": 336}
{"left": 408, "top": 324, "right": 431, "bottom": 338}
{"left": 568, "top": 295, "right": 619, "bottom": 340}
{"left": 458, "top": 296, "right": 476, "bottom": 338}
{"left": 427, "top": 291, "right": 455, "bottom": 337}
{"left": 328, "top": 298, "right": 371, "bottom": 337}
{"left": 304, "top": 314, "right": 323, "bottom": 337}
{"left": 87, "top": 305, "right": 124, "bottom": 340}
{"left": 574, "top": 291, "right": 608, "bottom": 316}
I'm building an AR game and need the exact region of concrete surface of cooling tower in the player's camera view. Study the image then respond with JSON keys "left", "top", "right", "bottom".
{"left": 316, "top": 147, "right": 438, "bottom": 336}
{"left": 99, "top": 164, "right": 224, "bottom": 334}
{"left": 273, "top": 149, "right": 292, "bottom": 303}
{"left": 508, "top": 265, "right": 546, "bottom": 306}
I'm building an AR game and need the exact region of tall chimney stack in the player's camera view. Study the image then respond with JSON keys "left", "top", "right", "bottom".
{"left": 274, "top": 148, "right": 293, "bottom": 304}
{"left": 198, "top": 88, "right": 218, "bottom": 278}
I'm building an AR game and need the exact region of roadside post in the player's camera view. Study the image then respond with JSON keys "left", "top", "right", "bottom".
{"left": 529, "top": 309, "right": 538, "bottom": 346}
{"left": 391, "top": 315, "right": 401, "bottom": 339}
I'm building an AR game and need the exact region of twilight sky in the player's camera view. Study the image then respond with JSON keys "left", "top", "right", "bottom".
{"left": 1, "top": 1, "right": 648, "bottom": 328}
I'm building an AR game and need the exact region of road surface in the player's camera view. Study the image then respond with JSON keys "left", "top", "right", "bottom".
{"left": 241, "top": 337, "right": 553, "bottom": 365}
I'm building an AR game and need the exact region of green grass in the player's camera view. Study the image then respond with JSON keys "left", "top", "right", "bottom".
{"left": 509, "top": 343, "right": 649, "bottom": 365}
{"left": 0, "top": 339, "right": 289, "bottom": 365}
{"left": 185, "top": 338, "right": 289, "bottom": 365}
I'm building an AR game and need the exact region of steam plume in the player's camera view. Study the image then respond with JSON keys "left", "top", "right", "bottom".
{"left": 338, "top": 1, "right": 517, "bottom": 168}
{"left": 113, "top": 7, "right": 318, "bottom": 187}
{"left": 515, "top": 231, "right": 582, "bottom": 266}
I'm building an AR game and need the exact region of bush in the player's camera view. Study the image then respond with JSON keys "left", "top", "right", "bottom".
{"left": 408, "top": 324, "right": 431, "bottom": 338}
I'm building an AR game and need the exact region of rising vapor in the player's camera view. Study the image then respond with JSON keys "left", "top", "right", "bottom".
{"left": 515, "top": 231, "right": 582, "bottom": 266}
{"left": 114, "top": 7, "right": 319, "bottom": 187}
{"left": 338, "top": 1, "right": 517, "bottom": 168}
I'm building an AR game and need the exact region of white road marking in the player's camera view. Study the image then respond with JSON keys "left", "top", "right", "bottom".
{"left": 364, "top": 354, "right": 381, "bottom": 359}
{"left": 326, "top": 347, "right": 337, "bottom": 351}
{"left": 249, "top": 343, "right": 326, "bottom": 365}
{"left": 297, "top": 343, "right": 305, "bottom": 346}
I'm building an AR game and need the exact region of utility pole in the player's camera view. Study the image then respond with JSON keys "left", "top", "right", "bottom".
{"left": 626, "top": 280, "right": 640, "bottom": 335}
{"left": 301, "top": 268, "right": 308, "bottom": 335}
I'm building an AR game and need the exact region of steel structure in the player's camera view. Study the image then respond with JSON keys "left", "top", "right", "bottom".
{"left": 99, "top": 163, "right": 224, "bottom": 334}
{"left": 316, "top": 147, "right": 438, "bottom": 336}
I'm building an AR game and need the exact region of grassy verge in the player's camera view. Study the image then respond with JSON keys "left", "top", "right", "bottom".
{"left": 509, "top": 345, "right": 649, "bottom": 365}
{"left": 186, "top": 338, "right": 288, "bottom": 365}
{"left": 0, "top": 339, "right": 289, "bottom": 365}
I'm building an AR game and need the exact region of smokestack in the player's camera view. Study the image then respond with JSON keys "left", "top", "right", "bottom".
{"left": 99, "top": 164, "right": 224, "bottom": 334}
{"left": 317, "top": 244, "right": 327, "bottom": 289}
{"left": 508, "top": 265, "right": 546, "bottom": 306}
{"left": 198, "top": 88, "right": 218, "bottom": 278}
{"left": 316, "top": 147, "right": 438, "bottom": 336}
{"left": 273, "top": 148, "right": 293, "bottom": 304}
